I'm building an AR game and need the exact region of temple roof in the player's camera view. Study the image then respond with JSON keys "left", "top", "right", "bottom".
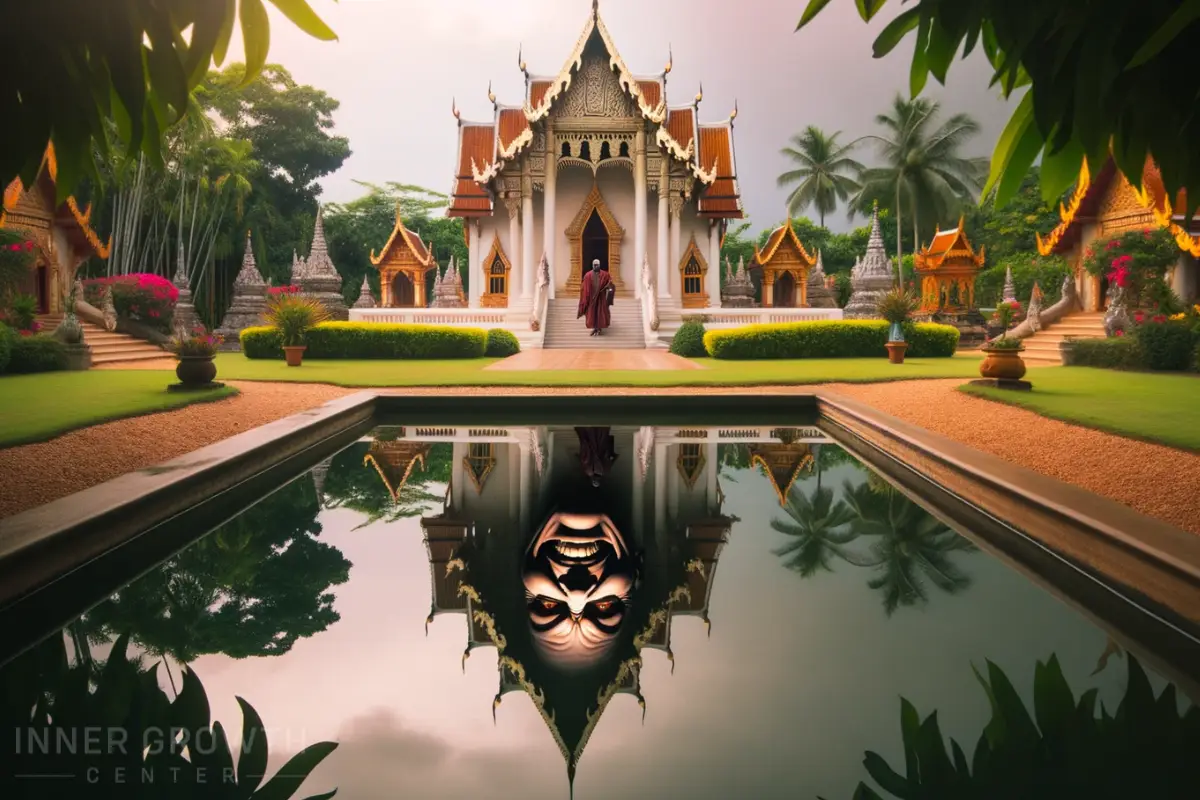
{"left": 448, "top": 1, "right": 742, "bottom": 219}
{"left": 370, "top": 206, "right": 435, "bottom": 267}
{"left": 915, "top": 218, "right": 984, "bottom": 272}
{"left": 364, "top": 440, "right": 433, "bottom": 502}
{"left": 1036, "top": 154, "right": 1200, "bottom": 257}
{"left": 753, "top": 220, "right": 815, "bottom": 266}
{"left": 1, "top": 143, "right": 111, "bottom": 259}
{"left": 749, "top": 443, "right": 815, "bottom": 506}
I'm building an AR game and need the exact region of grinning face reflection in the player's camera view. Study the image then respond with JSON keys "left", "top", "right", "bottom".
{"left": 523, "top": 512, "right": 635, "bottom": 670}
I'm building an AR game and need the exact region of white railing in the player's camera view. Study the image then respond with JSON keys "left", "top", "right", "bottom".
{"left": 700, "top": 308, "right": 843, "bottom": 329}
{"left": 348, "top": 308, "right": 507, "bottom": 326}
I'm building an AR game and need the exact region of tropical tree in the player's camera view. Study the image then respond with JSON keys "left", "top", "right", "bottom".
{"left": 771, "top": 484, "right": 867, "bottom": 577}
{"left": 853, "top": 95, "right": 988, "bottom": 286}
{"left": 843, "top": 479, "right": 977, "bottom": 616}
{"left": 777, "top": 127, "right": 865, "bottom": 228}
{"left": 3, "top": 0, "right": 336, "bottom": 198}
{"left": 795, "top": 1, "right": 1200, "bottom": 211}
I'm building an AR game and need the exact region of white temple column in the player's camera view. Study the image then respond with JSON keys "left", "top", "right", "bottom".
{"left": 521, "top": 169, "right": 535, "bottom": 301}
{"left": 544, "top": 119, "right": 558, "bottom": 301}
{"left": 707, "top": 221, "right": 722, "bottom": 307}
{"left": 507, "top": 197, "right": 522, "bottom": 301}
{"left": 653, "top": 442, "right": 668, "bottom": 537}
{"left": 669, "top": 199, "right": 683, "bottom": 299}
{"left": 705, "top": 443, "right": 719, "bottom": 515}
{"left": 667, "top": 444, "right": 680, "bottom": 522}
{"left": 518, "top": 440, "right": 532, "bottom": 535}
{"left": 633, "top": 130, "right": 647, "bottom": 301}
{"left": 657, "top": 159, "right": 671, "bottom": 299}
{"left": 468, "top": 220, "right": 482, "bottom": 308}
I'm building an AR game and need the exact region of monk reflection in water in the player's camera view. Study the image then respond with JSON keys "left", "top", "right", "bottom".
{"left": 575, "top": 426, "right": 617, "bottom": 487}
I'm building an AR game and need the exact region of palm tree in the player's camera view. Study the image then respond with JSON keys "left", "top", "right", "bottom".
{"left": 771, "top": 484, "right": 872, "bottom": 577}
{"left": 777, "top": 126, "right": 864, "bottom": 228}
{"left": 853, "top": 95, "right": 988, "bottom": 285}
{"left": 843, "top": 479, "right": 977, "bottom": 615}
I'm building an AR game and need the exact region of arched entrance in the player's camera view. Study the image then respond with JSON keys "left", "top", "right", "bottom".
{"left": 392, "top": 272, "right": 415, "bottom": 307}
{"left": 773, "top": 272, "right": 796, "bottom": 308}
{"left": 581, "top": 210, "right": 609, "bottom": 280}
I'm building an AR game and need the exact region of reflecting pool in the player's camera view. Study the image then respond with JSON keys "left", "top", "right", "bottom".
{"left": 2, "top": 424, "right": 1196, "bottom": 799}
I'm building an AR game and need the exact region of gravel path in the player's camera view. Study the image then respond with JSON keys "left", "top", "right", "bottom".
{"left": 1, "top": 379, "right": 1196, "bottom": 536}
{"left": 829, "top": 379, "right": 1200, "bottom": 535}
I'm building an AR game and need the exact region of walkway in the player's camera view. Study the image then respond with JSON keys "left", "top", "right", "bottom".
{"left": 484, "top": 349, "right": 703, "bottom": 371}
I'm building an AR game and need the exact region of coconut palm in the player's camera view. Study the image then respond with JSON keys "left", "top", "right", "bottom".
{"left": 853, "top": 95, "right": 988, "bottom": 285}
{"left": 843, "top": 479, "right": 977, "bottom": 616}
{"left": 777, "top": 126, "right": 865, "bottom": 228}
{"left": 771, "top": 484, "right": 872, "bottom": 577}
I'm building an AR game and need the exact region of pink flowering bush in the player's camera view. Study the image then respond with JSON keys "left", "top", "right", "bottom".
{"left": 0, "top": 230, "right": 37, "bottom": 300}
{"left": 267, "top": 284, "right": 301, "bottom": 296}
{"left": 1082, "top": 228, "right": 1180, "bottom": 311}
{"left": 169, "top": 325, "right": 224, "bottom": 358}
{"left": 83, "top": 273, "right": 178, "bottom": 333}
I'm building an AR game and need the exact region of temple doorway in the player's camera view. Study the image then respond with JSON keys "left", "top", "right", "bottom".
{"left": 581, "top": 210, "right": 609, "bottom": 280}
{"left": 392, "top": 272, "right": 415, "bottom": 307}
{"left": 772, "top": 273, "right": 796, "bottom": 308}
{"left": 35, "top": 265, "right": 49, "bottom": 314}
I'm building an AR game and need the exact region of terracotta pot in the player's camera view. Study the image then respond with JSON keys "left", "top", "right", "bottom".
{"left": 283, "top": 345, "right": 306, "bottom": 367}
{"left": 979, "top": 346, "right": 1027, "bottom": 380}
{"left": 176, "top": 355, "right": 217, "bottom": 385}
{"left": 885, "top": 341, "right": 908, "bottom": 364}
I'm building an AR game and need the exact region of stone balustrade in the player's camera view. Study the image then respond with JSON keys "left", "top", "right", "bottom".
{"left": 348, "top": 308, "right": 508, "bottom": 326}
{"left": 698, "top": 308, "right": 844, "bottom": 329}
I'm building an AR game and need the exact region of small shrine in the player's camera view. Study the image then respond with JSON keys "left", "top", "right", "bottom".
{"left": 431, "top": 255, "right": 467, "bottom": 308}
{"left": 294, "top": 206, "right": 349, "bottom": 320}
{"left": 352, "top": 274, "right": 377, "bottom": 309}
{"left": 369, "top": 205, "right": 437, "bottom": 308}
{"left": 215, "top": 230, "right": 268, "bottom": 350}
{"left": 719, "top": 256, "right": 757, "bottom": 308}
{"left": 843, "top": 203, "right": 893, "bottom": 319}
{"left": 749, "top": 428, "right": 815, "bottom": 506}
{"left": 170, "top": 249, "right": 198, "bottom": 334}
{"left": 364, "top": 438, "right": 433, "bottom": 503}
{"left": 805, "top": 250, "right": 838, "bottom": 308}
{"left": 913, "top": 218, "right": 987, "bottom": 346}
{"left": 752, "top": 221, "right": 816, "bottom": 307}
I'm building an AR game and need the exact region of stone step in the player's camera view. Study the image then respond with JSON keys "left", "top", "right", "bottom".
{"left": 90, "top": 341, "right": 164, "bottom": 355}
{"left": 91, "top": 350, "right": 169, "bottom": 365}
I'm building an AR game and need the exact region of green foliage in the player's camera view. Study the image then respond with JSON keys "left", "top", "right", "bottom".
{"left": 241, "top": 321, "right": 488, "bottom": 359}
{"left": 2, "top": 1, "right": 335, "bottom": 200}
{"left": 1083, "top": 228, "right": 1180, "bottom": 309}
{"left": 7, "top": 334, "right": 67, "bottom": 373}
{"left": 843, "top": 653, "right": 1199, "bottom": 799}
{"left": 485, "top": 328, "right": 521, "bottom": 357}
{"left": 719, "top": 221, "right": 758, "bottom": 281}
{"left": 79, "top": 475, "right": 349, "bottom": 661}
{"left": 777, "top": 126, "right": 865, "bottom": 227}
{"left": 5, "top": 294, "right": 38, "bottom": 330}
{"left": 670, "top": 319, "right": 709, "bottom": 357}
{"left": 323, "top": 182, "right": 468, "bottom": 304}
{"left": 264, "top": 293, "right": 331, "bottom": 346}
{"left": 795, "top": 1, "right": 1200, "bottom": 212}
{"left": 877, "top": 288, "right": 918, "bottom": 325}
{"left": 0, "top": 230, "right": 37, "bottom": 300}
{"left": 1136, "top": 319, "right": 1196, "bottom": 371}
{"left": 976, "top": 253, "right": 1071, "bottom": 308}
{"left": 703, "top": 320, "right": 959, "bottom": 359}
{"left": 1063, "top": 337, "right": 1146, "bottom": 370}
{"left": 0, "top": 631, "right": 339, "bottom": 798}
{"left": 0, "top": 325, "right": 12, "bottom": 374}
{"left": 965, "top": 167, "right": 1062, "bottom": 263}
{"left": 834, "top": 273, "right": 854, "bottom": 307}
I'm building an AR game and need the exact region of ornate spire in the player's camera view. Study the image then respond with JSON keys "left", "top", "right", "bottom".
{"left": 298, "top": 205, "right": 340, "bottom": 283}
{"left": 353, "top": 274, "right": 376, "bottom": 308}
{"left": 172, "top": 244, "right": 188, "bottom": 287}
{"left": 724, "top": 255, "right": 734, "bottom": 284}
{"left": 1002, "top": 264, "right": 1016, "bottom": 303}
{"left": 234, "top": 230, "right": 265, "bottom": 287}
{"left": 810, "top": 249, "right": 826, "bottom": 282}
{"left": 735, "top": 254, "right": 746, "bottom": 279}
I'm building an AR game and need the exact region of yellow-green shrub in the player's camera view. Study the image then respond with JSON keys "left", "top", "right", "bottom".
{"left": 241, "top": 321, "right": 487, "bottom": 359}
{"left": 703, "top": 320, "right": 960, "bottom": 359}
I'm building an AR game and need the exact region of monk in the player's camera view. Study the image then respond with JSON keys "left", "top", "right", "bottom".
{"left": 575, "top": 426, "right": 617, "bottom": 487}
{"left": 577, "top": 258, "right": 614, "bottom": 336}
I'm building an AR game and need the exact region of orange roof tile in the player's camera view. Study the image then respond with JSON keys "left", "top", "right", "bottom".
{"left": 496, "top": 107, "right": 532, "bottom": 157}
{"left": 754, "top": 222, "right": 814, "bottom": 266}
{"left": 665, "top": 108, "right": 695, "bottom": 153}
{"left": 636, "top": 79, "right": 663, "bottom": 110}
{"left": 1, "top": 143, "right": 110, "bottom": 258}
{"left": 697, "top": 125, "right": 742, "bottom": 218}
{"left": 915, "top": 222, "right": 983, "bottom": 271}
{"left": 529, "top": 80, "right": 552, "bottom": 109}
{"left": 926, "top": 229, "right": 959, "bottom": 255}
{"left": 449, "top": 124, "right": 494, "bottom": 218}
{"left": 371, "top": 207, "right": 434, "bottom": 267}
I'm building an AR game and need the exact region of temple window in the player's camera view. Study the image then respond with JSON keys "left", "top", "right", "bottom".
{"left": 683, "top": 258, "right": 703, "bottom": 297}
{"left": 677, "top": 443, "right": 705, "bottom": 489}
{"left": 599, "top": 141, "right": 612, "bottom": 160}
{"left": 561, "top": 141, "right": 571, "bottom": 158}
{"left": 579, "top": 141, "right": 591, "bottom": 161}
{"left": 619, "top": 142, "right": 630, "bottom": 158}
{"left": 489, "top": 257, "right": 507, "bottom": 296}
{"left": 679, "top": 236, "right": 708, "bottom": 308}
{"left": 464, "top": 443, "right": 496, "bottom": 494}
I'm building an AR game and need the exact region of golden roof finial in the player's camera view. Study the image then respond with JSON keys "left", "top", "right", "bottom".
{"left": 394, "top": 199, "right": 403, "bottom": 223}
{"left": 695, "top": 82, "right": 704, "bottom": 106}
{"left": 592, "top": 0, "right": 599, "bottom": 18}
{"left": 487, "top": 81, "right": 496, "bottom": 106}
{"left": 451, "top": 97, "right": 460, "bottom": 121}
{"left": 664, "top": 44, "right": 673, "bottom": 75}
{"left": 518, "top": 43, "right": 527, "bottom": 75}
{"left": 730, "top": 99, "right": 738, "bottom": 124}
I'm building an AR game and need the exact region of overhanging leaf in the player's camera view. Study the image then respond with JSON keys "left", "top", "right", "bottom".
{"left": 240, "top": 0, "right": 272, "bottom": 84}
{"left": 237, "top": 696, "right": 270, "bottom": 795}
{"left": 872, "top": 7, "right": 920, "bottom": 58}
{"left": 214, "top": 0, "right": 237, "bottom": 66}
{"left": 1127, "top": 0, "right": 1200, "bottom": 68}
{"left": 910, "top": 11, "right": 931, "bottom": 97}
{"left": 797, "top": 0, "right": 835, "bottom": 31}
{"left": 266, "top": 0, "right": 338, "bottom": 41}
{"left": 1039, "top": 135, "right": 1086, "bottom": 203}
{"left": 862, "top": 751, "right": 912, "bottom": 798}
{"left": 253, "top": 741, "right": 339, "bottom": 800}
{"left": 982, "top": 89, "right": 1035, "bottom": 200}
{"left": 855, "top": 0, "right": 890, "bottom": 23}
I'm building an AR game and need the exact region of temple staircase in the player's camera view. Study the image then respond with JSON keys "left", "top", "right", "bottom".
{"left": 541, "top": 295, "right": 646, "bottom": 349}
{"left": 1019, "top": 312, "right": 1106, "bottom": 366}
{"left": 35, "top": 314, "right": 167, "bottom": 365}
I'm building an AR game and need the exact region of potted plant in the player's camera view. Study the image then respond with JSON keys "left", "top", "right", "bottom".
{"left": 265, "top": 293, "right": 330, "bottom": 366}
{"left": 877, "top": 288, "right": 919, "bottom": 364}
{"left": 169, "top": 325, "right": 223, "bottom": 386}
{"left": 980, "top": 300, "right": 1026, "bottom": 380}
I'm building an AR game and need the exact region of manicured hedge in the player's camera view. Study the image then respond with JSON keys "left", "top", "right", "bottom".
{"left": 669, "top": 319, "right": 708, "bottom": 357}
{"left": 1136, "top": 320, "right": 1196, "bottom": 371}
{"left": 1063, "top": 337, "right": 1145, "bottom": 370}
{"left": 0, "top": 325, "right": 12, "bottom": 373}
{"left": 241, "top": 321, "right": 488, "bottom": 359}
{"left": 703, "top": 320, "right": 960, "bottom": 359}
{"left": 485, "top": 328, "right": 521, "bottom": 357}
{"left": 7, "top": 333, "right": 67, "bottom": 373}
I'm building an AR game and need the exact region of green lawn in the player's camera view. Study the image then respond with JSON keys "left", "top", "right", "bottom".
{"left": 208, "top": 352, "right": 983, "bottom": 387}
{"left": 0, "top": 371, "right": 237, "bottom": 448}
{"left": 961, "top": 367, "right": 1200, "bottom": 451}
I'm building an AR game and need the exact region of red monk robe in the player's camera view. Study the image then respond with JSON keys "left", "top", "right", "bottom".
{"left": 575, "top": 426, "right": 618, "bottom": 484}
{"left": 577, "top": 263, "right": 614, "bottom": 333}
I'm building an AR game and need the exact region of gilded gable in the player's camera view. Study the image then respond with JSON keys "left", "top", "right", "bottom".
{"left": 555, "top": 53, "right": 639, "bottom": 120}
{"left": 1097, "top": 170, "right": 1156, "bottom": 235}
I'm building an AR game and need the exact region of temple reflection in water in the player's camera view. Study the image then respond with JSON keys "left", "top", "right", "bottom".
{"left": 360, "top": 423, "right": 831, "bottom": 788}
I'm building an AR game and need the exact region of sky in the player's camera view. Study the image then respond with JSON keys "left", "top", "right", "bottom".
{"left": 228, "top": 0, "right": 1017, "bottom": 234}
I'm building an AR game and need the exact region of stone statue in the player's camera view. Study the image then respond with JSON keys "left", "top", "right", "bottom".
{"left": 1103, "top": 283, "right": 1132, "bottom": 337}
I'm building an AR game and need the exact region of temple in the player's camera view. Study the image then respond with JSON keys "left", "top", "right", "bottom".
{"left": 369, "top": 206, "right": 438, "bottom": 307}
{"left": 348, "top": 1, "right": 843, "bottom": 347}
{"left": 913, "top": 218, "right": 988, "bottom": 347}
{"left": 1037, "top": 154, "right": 1200, "bottom": 310}
{"left": 1, "top": 143, "right": 111, "bottom": 314}
{"left": 752, "top": 221, "right": 817, "bottom": 308}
